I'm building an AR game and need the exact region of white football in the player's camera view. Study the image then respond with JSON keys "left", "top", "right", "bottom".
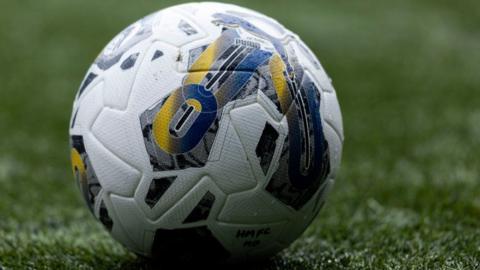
{"left": 69, "top": 2, "right": 343, "bottom": 263}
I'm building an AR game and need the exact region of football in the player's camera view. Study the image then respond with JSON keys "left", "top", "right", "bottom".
{"left": 69, "top": 2, "right": 343, "bottom": 263}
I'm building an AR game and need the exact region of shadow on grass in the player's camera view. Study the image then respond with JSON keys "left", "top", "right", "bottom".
{"left": 117, "top": 255, "right": 294, "bottom": 270}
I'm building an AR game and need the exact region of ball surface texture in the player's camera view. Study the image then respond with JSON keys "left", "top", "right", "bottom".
{"left": 69, "top": 2, "right": 343, "bottom": 262}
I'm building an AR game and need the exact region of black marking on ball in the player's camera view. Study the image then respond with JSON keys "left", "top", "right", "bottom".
{"left": 145, "top": 177, "right": 176, "bottom": 208}
{"left": 78, "top": 72, "right": 97, "bottom": 97}
{"left": 70, "top": 135, "right": 101, "bottom": 214}
{"left": 99, "top": 200, "right": 113, "bottom": 231}
{"left": 70, "top": 108, "right": 79, "bottom": 128}
{"left": 151, "top": 50, "right": 164, "bottom": 61}
{"left": 178, "top": 20, "right": 198, "bottom": 36}
{"left": 256, "top": 122, "right": 279, "bottom": 175}
{"left": 121, "top": 53, "right": 140, "bottom": 70}
{"left": 183, "top": 191, "right": 215, "bottom": 223}
{"left": 266, "top": 142, "right": 330, "bottom": 210}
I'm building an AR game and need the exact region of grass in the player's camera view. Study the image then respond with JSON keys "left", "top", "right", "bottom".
{"left": 0, "top": 0, "right": 479, "bottom": 269}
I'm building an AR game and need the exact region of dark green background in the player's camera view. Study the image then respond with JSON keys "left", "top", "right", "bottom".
{"left": 0, "top": 0, "right": 479, "bottom": 269}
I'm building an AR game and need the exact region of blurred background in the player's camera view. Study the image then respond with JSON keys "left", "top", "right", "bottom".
{"left": 0, "top": 0, "right": 478, "bottom": 269}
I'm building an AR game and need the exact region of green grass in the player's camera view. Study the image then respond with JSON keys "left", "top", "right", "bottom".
{"left": 0, "top": 0, "right": 479, "bottom": 269}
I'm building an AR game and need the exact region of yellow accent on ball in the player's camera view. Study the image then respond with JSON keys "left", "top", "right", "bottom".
{"left": 186, "top": 98, "right": 202, "bottom": 112}
{"left": 152, "top": 90, "right": 182, "bottom": 154}
{"left": 70, "top": 148, "right": 86, "bottom": 178}
{"left": 269, "top": 54, "right": 290, "bottom": 114}
{"left": 184, "top": 39, "right": 220, "bottom": 85}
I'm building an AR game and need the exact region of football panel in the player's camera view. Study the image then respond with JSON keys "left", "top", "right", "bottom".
{"left": 102, "top": 40, "right": 153, "bottom": 111}
{"left": 110, "top": 194, "right": 154, "bottom": 255}
{"left": 287, "top": 38, "right": 335, "bottom": 93}
{"left": 70, "top": 82, "right": 105, "bottom": 133}
{"left": 91, "top": 108, "right": 148, "bottom": 173}
{"left": 210, "top": 220, "right": 288, "bottom": 259}
{"left": 228, "top": 99, "right": 287, "bottom": 188}
{"left": 275, "top": 177, "right": 335, "bottom": 247}
{"left": 134, "top": 169, "right": 203, "bottom": 221}
{"left": 217, "top": 188, "right": 293, "bottom": 224}
{"left": 264, "top": 72, "right": 331, "bottom": 211}
{"left": 205, "top": 104, "right": 258, "bottom": 194}
{"left": 146, "top": 175, "right": 231, "bottom": 261}
{"left": 322, "top": 89, "right": 344, "bottom": 142}
{"left": 151, "top": 7, "right": 209, "bottom": 48}
{"left": 192, "top": 2, "right": 289, "bottom": 40}
{"left": 85, "top": 132, "right": 141, "bottom": 197}
{"left": 156, "top": 175, "right": 226, "bottom": 227}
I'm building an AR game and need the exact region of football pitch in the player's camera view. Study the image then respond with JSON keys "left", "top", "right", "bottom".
{"left": 0, "top": 0, "right": 479, "bottom": 269}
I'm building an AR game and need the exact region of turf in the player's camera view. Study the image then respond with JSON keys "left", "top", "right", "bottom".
{"left": 0, "top": 0, "right": 479, "bottom": 269}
